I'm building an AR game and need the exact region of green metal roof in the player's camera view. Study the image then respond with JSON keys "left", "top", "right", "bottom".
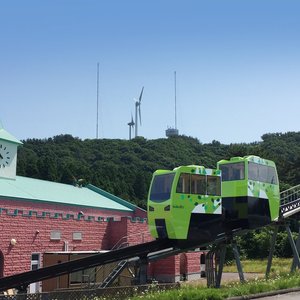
{"left": 0, "top": 126, "right": 22, "bottom": 145}
{"left": 0, "top": 176, "right": 133, "bottom": 212}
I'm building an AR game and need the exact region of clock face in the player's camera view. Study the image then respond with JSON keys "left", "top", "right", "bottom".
{"left": 0, "top": 143, "right": 12, "bottom": 168}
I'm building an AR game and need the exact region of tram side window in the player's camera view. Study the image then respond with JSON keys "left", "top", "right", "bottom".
{"left": 207, "top": 176, "right": 221, "bottom": 196}
{"left": 220, "top": 162, "right": 245, "bottom": 181}
{"left": 191, "top": 174, "right": 206, "bottom": 194}
{"left": 248, "top": 162, "right": 259, "bottom": 181}
{"left": 248, "top": 162, "right": 278, "bottom": 184}
{"left": 267, "top": 166, "right": 278, "bottom": 184}
{"left": 177, "top": 173, "right": 221, "bottom": 195}
{"left": 259, "top": 164, "right": 268, "bottom": 182}
{"left": 176, "top": 173, "right": 191, "bottom": 194}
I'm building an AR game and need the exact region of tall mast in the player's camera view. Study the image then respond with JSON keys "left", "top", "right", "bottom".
{"left": 165, "top": 72, "right": 179, "bottom": 137}
{"left": 96, "top": 62, "right": 99, "bottom": 139}
{"left": 174, "top": 71, "right": 177, "bottom": 130}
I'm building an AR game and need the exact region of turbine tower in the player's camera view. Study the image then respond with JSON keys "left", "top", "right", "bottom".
{"left": 127, "top": 114, "right": 135, "bottom": 140}
{"left": 134, "top": 87, "right": 144, "bottom": 138}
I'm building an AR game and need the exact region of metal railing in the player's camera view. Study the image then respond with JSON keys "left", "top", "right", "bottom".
{"left": 279, "top": 184, "right": 300, "bottom": 218}
{"left": 0, "top": 283, "right": 179, "bottom": 300}
{"left": 82, "top": 231, "right": 152, "bottom": 289}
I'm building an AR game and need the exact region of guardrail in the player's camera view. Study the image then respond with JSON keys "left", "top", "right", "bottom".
{"left": 279, "top": 184, "right": 300, "bottom": 218}
{"left": 0, "top": 283, "right": 180, "bottom": 300}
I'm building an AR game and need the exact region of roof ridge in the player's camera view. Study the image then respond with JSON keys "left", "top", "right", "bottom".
{"left": 16, "top": 175, "right": 76, "bottom": 186}
{"left": 87, "top": 184, "right": 146, "bottom": 212}
{"left": 0, "top": 127, "right": 22, "bottom": 145}
{"left": 0, "top": 176, "right": 133, "bottom": 212}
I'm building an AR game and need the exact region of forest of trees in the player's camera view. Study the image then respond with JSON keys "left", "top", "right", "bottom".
{"left": 16, "top": 131, "right": 300, "bottom": 258}
{"left": 17, "top": 131, "right": 300, "bottom": 209}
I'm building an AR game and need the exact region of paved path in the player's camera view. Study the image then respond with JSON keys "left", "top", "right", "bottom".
{"left": 260, "top": 291, "right": 300, "bottom": 299}
{"left": 184, "top": 272, "right": 263, "bottom": 287}
{"left": 221, "top": 272, "right": 262, "bottom": 282}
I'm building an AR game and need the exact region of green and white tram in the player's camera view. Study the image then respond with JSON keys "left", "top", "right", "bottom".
{"left": 218, "top": 155, "right": 280, "bottom": 230}
{"left": 147, "top": 155, "right": 280, "bottom": 242}
{"left": 147, "top": 165, "right": 222, "bottom": 241}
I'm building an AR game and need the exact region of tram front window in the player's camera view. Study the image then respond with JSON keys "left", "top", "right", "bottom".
{"left": 220, "top": 162, "right": 245, "bottom": 181}
{"left": 149, "top": 173, "right": 175, "bottom": 202}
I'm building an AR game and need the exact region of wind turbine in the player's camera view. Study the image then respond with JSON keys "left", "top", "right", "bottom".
{"left": 134, "top": 87, "right": 144, "bottom": 138}
{"left": 127, "top": 114, "right": 135, "bottom": 140}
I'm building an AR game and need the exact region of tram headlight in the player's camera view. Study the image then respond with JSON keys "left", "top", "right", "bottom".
{"left": 149, "top": 206, "right": 155, "bottom": 211}
{"left": 164, "top": 205, "right": 171, "bottom": 211}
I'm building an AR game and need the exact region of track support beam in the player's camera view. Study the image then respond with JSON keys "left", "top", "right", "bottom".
{"left": 206, "top": 240, "right": 244, "bottom": 288}
{"left": 266, "top": 225, "right": 279, "bottom": 278}
{"left": 286, "top": 224, "right": 300, "bottom": 270}
{"left": 232, "top": 241, "right": 245, "bottom": 283}
{"left": 138, "top": 256, "right": 148, "bottom": 285}
{"left": 291, "top": 223, "right": 300, "bottom": 272}
{"left": 215, "top": 243, "right": 227, "bottom": 288}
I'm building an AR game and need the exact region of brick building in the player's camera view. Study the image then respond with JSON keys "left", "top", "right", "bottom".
{"left": 0, "top": 125, "right": 202, "bottom": 292}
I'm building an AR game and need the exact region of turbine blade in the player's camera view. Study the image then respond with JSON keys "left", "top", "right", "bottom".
{"left": 139, "top": 86, "right": 144, "bottom": 103}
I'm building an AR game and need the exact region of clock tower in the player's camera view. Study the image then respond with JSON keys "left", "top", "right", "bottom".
{"left": 0, "top": 124, "right": 22, "bottom": 180}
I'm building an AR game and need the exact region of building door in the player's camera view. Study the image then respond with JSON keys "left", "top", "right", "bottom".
{"left": 29, "top": 253, "right": 41, "bottom": 293}
{"left": 200, "top": 252, "right": 206, "bottom": 277}
{"left": 0, "top": 251, "right": 4, "bottom": 278}
{"left": 180, "top": 253, "right": 187, "bottom": 281}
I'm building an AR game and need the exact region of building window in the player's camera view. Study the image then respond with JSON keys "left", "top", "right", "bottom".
{"left": 73, "top": 232, "right": 82, "bottom": 241}
{"left": 30, "top": 253, "right": 41, "bottom": 293}
{"left": 70, "top": 267, "right": 96, "bottom": 285}
{"left": 50, "top": 230, "right": 61, "bottom": 240}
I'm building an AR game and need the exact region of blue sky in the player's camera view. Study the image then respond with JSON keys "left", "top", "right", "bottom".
{"left": 0, "top": 0, "right": 299, "bottom": 144}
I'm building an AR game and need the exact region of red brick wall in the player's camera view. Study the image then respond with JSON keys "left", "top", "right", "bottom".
{"left": 186, "top": 252, "right": 201, "bottom": 274}
{"left": 106, "top": 218, "right": 128, "bottom": 249}
{"left": 0, "top": 197, "right": 201, "bottom": 283}
{"left": 149, "top": 252, "right": 201, "bottom": 282}
{"left": 149, "top": 256, "right": 176, "bottom": 278}
{"left": 126, "top": 220, "right": 153, "bottom": 245}
{"left": 0, "top": 198, "right": 149, "bottom": 277}
{"left": 102, "top": 218, "right": 151, "bottom": 249}
{"left": 132, "top": 208, "right": 147, "bottom": 219}
{"left": 0, "top": 213, "right": 108, "bottom": 276}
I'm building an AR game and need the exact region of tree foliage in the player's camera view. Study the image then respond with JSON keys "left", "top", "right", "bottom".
{"left": 16, "top": 132, "right": 300, "bottom": 210}
{"left": 15, "top": 132, "right": 300, "bottom": 258}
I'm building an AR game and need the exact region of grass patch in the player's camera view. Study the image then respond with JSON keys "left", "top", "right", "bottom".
{"left": 129, "top": 271, "right": 300, "bottom": 300}
{"left": 223, "top": 257, "right": 293, "bottom": 274}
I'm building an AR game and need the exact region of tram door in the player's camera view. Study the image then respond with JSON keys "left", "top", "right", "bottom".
{"left": 29, "top": 253, "right": 41, "bottom": 293}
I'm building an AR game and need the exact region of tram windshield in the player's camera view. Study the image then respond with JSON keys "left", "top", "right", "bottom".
{"left": 149, "top": 173, "right": 175, "bottom": 202}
